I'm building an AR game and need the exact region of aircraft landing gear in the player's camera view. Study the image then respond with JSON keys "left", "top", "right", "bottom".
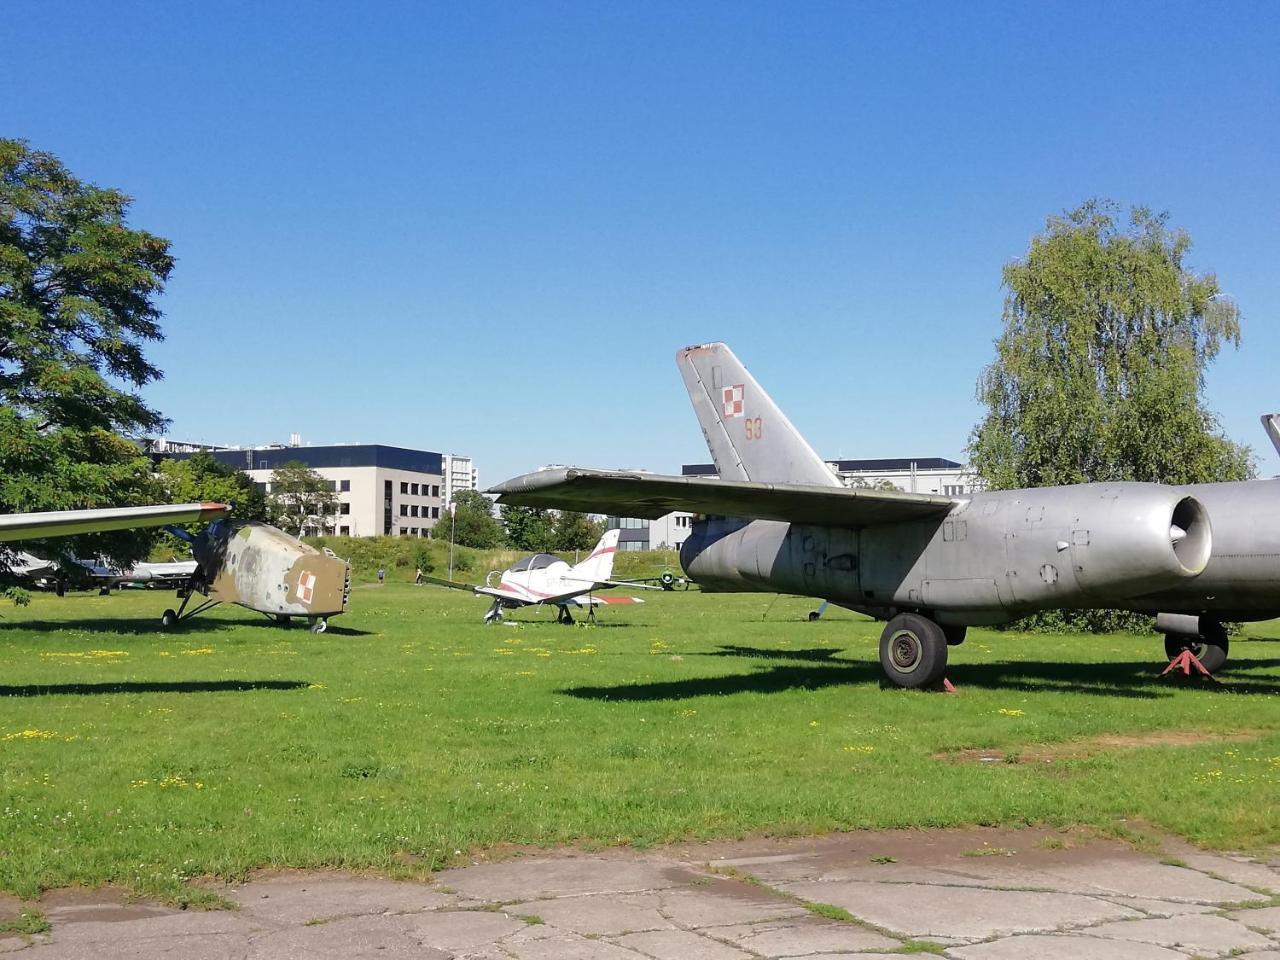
{"left": 943, "top": 624, "right": 967, "bottom": 647}
{"left": 159, "top": 579, "right": 219, "bottom": 629}
{"left": 557, "top": 606, "right": 575, "bottom": 625}
{"left": 483, "top": 600, "right": 503, "bottom": 624}
{"left": 308, "top": 617, "right": 327, "bottom": 635}
{"left": 1162, "top": 617, "right": 1229, "bottom": 673}
{"left": 879, "top": 613, "right": 948, "bottom": 689}
{"left": 161, "top": 608, "right": 178, "bottom": 629}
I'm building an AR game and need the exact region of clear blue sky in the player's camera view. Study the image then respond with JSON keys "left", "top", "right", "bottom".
{"left": 5, "top": 1, "right": 1278, "bottom": 485}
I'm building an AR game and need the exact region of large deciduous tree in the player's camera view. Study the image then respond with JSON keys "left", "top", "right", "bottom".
{"left": 156, "top": 453, "right": 270, "bottom": 525}
{"left": 551, "top": 510, "right": 604, "bottom": 551}
{"left": 267, "top": 461, "right": 338, "bottom": 536}
{"left": 501, "top": 504, "right": 555, "bottom": 552}
{"left": 969, "top": 201, "right": 1253, "bottom": 490}
{"left": 0, "top": 138, "right": 174, "bottom": 568}
{"left": 445, "top": 489, "right": 503, "bottom": 549}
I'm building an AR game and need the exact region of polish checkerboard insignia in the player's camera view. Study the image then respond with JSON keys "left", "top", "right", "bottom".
{"left": 722, "top": 384, "right": 744, "bottom": 419}
{"left": 295, "top": 571, "right": 316, "bottom": 604}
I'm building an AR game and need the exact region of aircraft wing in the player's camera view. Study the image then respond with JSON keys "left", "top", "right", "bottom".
{"left": 420, "top": 575, "right": 482, "bottom": 593}
{"left": 0, "top": 502, "right": 229, "bottom": 543}
{"left": 488, "top": 469, "right": 955, "bottom": 527}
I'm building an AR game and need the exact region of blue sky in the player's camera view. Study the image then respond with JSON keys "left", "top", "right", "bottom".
{"left": 5, "top": 1, "right": 1278, "bottom": 485}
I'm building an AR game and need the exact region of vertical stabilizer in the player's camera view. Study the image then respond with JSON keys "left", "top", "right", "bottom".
{"left": 1263, "top": 414, "right": 1280, "bottom": 457}
{"left": 569, "top": 528, "right": 621, "bottom": 583}
{"left": 676, "top": 342, "right": 842, "bottom": 487}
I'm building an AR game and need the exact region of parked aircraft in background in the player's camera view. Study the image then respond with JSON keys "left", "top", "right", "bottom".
{"left": 423, "top": 528, "right": 650, "bottom": 623}
{"left": 0, "top": 503, "right": 350, "bottom": 633}
{"left": 9, "top": 552, "right": 196, "bottom": 594}
{"left": 491, "top": 342, "right": 1231, "bottom": 689}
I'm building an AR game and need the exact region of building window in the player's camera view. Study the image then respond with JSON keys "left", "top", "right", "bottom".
{"left": 384, "top": 480, "right": 392, "bottom": 535}
{"left": 339, "top": 525, "right": 350, "bottom": 536}
{"left": 431, "top": 506, "right": 439, "bottom": 519}
{"left": 340, "top": 479, "right": 350, "bottom": 492}
{"left": 410, "top": 505, "right": 419, "bottom": 518}
{"left": 411, "top": 483, "right": 419, "bottom": 495}
{"left": 400, "top": 481, "right": 408, "bottom": 494}
{"left": 340, "top": 503, "right": 350, "bottom": 515}
{"left": 410, "top": 527, "right": 418, "bottom": 536}
{"left": 944, "top": 485, "right": 966, "bottom": 496}
{"left": 431, "top": 485, "right": 440, "bottom": 497}
{"left": 399, "top": 504, "right": 408, "bottom": 516}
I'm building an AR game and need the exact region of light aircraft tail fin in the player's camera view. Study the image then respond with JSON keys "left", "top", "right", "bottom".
{"left": 568, "top": 528, "right": 621, "bottom": 583}
{"left": 1262, "top": 414, "right": 1280, "bottom": 457}
{"left": 676, "top": 342, "right": 841, "bottom": 487}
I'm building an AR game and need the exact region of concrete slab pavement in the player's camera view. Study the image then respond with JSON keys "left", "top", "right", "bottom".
{"left": 2, "top": 827, "right": 1276, "bottom": 959}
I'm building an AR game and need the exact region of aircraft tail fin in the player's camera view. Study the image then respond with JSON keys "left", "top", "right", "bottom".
{"left": 676, "top": 342, "right": 842, "bottom": 487}
{"left": 568, "top": 528, "right": 621, "bottom": 583}
{"left": 1262, "top": 414, "right": 1280, "bottom": 457}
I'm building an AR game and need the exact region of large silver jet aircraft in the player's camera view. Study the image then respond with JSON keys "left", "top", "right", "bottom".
{"left": 490, "top": 343, "right": 1225, "bottom": 689}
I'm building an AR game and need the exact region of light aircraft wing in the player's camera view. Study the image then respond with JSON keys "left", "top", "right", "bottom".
{"left": 0, "top": 502, "right": 229, "bottom": 543}
{"left": 420, "top": 574, "right": 483, "bottom": 592}
{"left": 489, "top": 469, "right": 954, "bottom": 527}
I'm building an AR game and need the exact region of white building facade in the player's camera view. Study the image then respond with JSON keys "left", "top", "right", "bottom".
{"left": 441, "top": 454, "right": 478, "bottom": 508}
{"left": 162, "top": 444, "right": 464, "bottom": 538}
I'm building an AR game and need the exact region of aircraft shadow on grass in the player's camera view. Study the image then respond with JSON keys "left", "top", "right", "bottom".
{"left": 0, "top": 679, "right": 310, "bottom": 698}
{"left": 562, "top": 644, "right": 1280, "bottom": 702}
{"left": 0, "top": 617, "right": 373, "bottom": 637}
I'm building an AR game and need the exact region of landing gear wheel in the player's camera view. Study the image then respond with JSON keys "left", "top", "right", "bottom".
{"left": 943, "top": 625, "right": 967, "bottom": 647}
{"left": 275, "top": 614, "right": 293, "bottom": 627}
{"left": 309, "top": 618, "right": 328, "bottom": 635}
{"left": 879, "top": 613, "right": 948, "bottom": 689}
{"left": 161, "top": 609, "right": 178, "bottom": 629}
{"left": 808, "top": 611, "right": 821, "bottom": 622}
{"left": 1164, "top": 622, "right": 1228, "bottom": 673}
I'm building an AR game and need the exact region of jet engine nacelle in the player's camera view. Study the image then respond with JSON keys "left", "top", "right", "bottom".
{"left": 680, "top": 484, "right": 1212, "bottom": 624}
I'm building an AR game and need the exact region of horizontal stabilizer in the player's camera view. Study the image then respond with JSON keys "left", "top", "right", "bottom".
{"left": 0, "top": 502, "right": 229, "bottom": 543}
{"left": 489, "top": 468, "right": 955, "bottom": 527}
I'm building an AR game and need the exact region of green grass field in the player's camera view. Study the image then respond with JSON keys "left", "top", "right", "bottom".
{"left": 0, "top": 582, "right": 1276, "bottom": 902}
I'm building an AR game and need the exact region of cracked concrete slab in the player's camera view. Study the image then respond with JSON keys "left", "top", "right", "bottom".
{"left": 1228, "top": 905, "right": 1280, "bottom": 932}
{"left": 1084, "top": 914, "right": 1276, "bottom": 955}
{"left": 7, "top": 828, "right": 1277, "bottom": 959}
{"left": 779, "top": 878, "right": 1142, "bottom": 939}
{"left": 709, "top": 916, "right": 902, "bottom": 954}
{"left": 949, "top": 934, "right": 1193, "bottom": 959}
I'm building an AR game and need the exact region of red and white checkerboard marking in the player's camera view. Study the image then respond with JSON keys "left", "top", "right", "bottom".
{"left": 722, "top": 384, "right": 744, "bottom": 419}
{"left": 295, "top": 571, "right": 316, "bottom": 604}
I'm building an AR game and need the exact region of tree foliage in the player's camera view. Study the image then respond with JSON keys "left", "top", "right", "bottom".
{"left": 501, "top": 504, "right": 555, "bottom": 552}
{"left": 445, "top": 489, "right": 503, "bottom": 549}
{"left": 550, "top": 510, "right": 605, "bottom": 551}
{"left": 1, "top": 139, "right": 174, "bottom": 568}
{"left": 969, "top": 201, "right": 1253, "bottom": 491}
{"left": 156, "top": 453, "right": 269, "bottom": 525}
{"left": 267, "top": 461, "right": 337, "bottom": 536}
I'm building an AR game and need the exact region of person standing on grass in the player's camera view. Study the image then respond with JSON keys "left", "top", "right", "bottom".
{"left": 377, "top": 567, "right": 385, "bottom": 586}
{"left": 414, "top": 567, "right": 423, "bottom": 584}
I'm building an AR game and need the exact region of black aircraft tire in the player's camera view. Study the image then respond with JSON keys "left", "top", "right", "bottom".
{"left": 879, "top": 613, "right": 948, "bottom": 689}
{"left": 160, "top": 609, "right": 178, "bottom": 629}
{"left": 1164, "top": 625, "right": 1229, "bottom": 673}
{"left": 943, "top": 625, "right": 967, "bottom": 647}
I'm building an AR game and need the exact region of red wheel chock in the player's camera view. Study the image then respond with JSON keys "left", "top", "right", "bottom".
{"left": 1160, "top": 649, "right": 1215, "bottom": 680}
{"left": 942, "top": 678, "right": 958, "bottom": 694}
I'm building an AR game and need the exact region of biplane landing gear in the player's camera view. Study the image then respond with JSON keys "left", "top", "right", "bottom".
{"left": 308, "top": 617, "right": 328, "bottom": 635}
{"left": 879, "top": 613, "right": 949, "bottom": 689}
{"left": 483, "top": 600, "right": 504, "bottom": 624}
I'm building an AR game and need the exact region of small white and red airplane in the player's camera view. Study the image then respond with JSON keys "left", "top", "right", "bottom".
{"left": 424, "top": 528, "right": 651, "bottom": 623}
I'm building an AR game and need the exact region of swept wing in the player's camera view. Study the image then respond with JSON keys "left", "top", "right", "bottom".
{"left": 0, "top": 503, "right": 229, "bottom": 543}
{"left": 489, "top": 468, "right": 954, "bottom": 527}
